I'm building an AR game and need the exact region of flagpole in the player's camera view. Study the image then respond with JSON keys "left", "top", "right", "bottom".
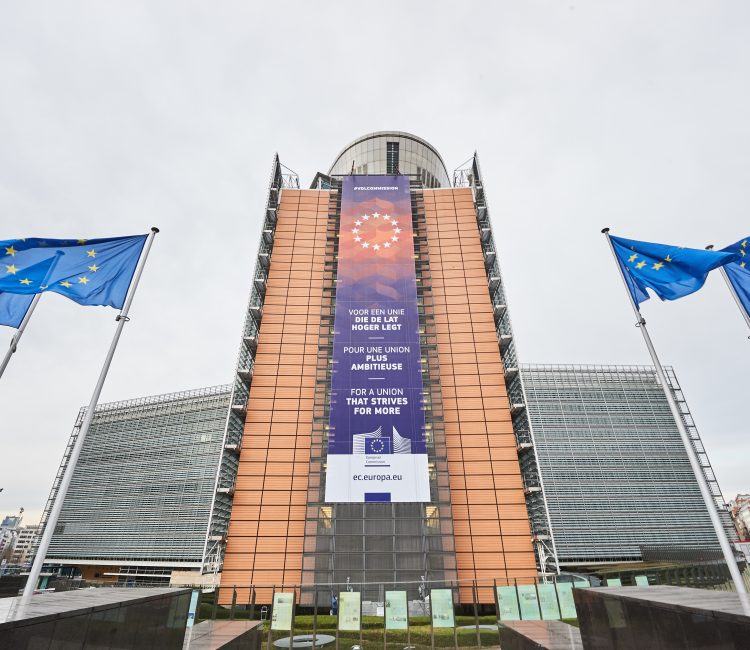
{"left": 0, "top": 294, "right": 42, "bottom": 379}
{"left": 22, "top": 228, "right": 159, "bottom": 601}
{"left": 0, "top": 250, "right": 65, "bottom": 380}
{"left": 706, "top": 245, "right": 750, "bottom": 334}
{"left": 602, "top": 228, "right": 747, "bottom": 595}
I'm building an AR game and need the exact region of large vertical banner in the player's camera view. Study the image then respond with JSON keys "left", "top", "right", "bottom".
{"left": 325, "top": 175, "right": 430, "bottom": 503}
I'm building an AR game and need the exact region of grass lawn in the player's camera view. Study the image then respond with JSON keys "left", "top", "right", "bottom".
{"left": 266, "top": 616, "right": 502, "bottom": 649}
{"left": 200, "top": 610, "right": 505, "bottom": 649}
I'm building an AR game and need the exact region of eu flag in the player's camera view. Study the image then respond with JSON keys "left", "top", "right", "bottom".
{"left": 0, "top": 235, "right": 147, "bottom": 328}
{"left": 0, "top": 294, "right": 34, "bottom": 328}
{"left": 365, "top": 437, "right": 392, "bottom": 454}
{"left": 610, "top": 235, "right": 738, "bottom": 307}
{"left": 720, "top": 236, "right": 750, "bottom": 321}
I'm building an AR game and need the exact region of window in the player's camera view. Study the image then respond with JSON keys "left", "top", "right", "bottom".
{"left": 386, "top": 142, "right": 399, "bottom": 174}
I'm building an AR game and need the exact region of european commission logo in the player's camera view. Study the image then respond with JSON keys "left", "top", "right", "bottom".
{"left": 365, "top": 437, "right": 392, "bottom": 454}
{"left": 353, "top": 426, "right": 412, "bottom": 455}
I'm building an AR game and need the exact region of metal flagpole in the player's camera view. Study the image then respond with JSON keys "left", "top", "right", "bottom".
{"left": 0, "top": 294, "right": 42, "bottom": 379}
{"left": 0, "top": 251, "right": 65, "bottom": 380}
{"left": 717, "top": 267, "right": 750, "bottom": 333}
{"left": 22, "top": 228, "right": 159, "bottom": 601}
{"left": 602, "top": 228, "right": 747, "bottom": 594}
{"left": 706, "top": 245, "right": 750, "bottom": 334}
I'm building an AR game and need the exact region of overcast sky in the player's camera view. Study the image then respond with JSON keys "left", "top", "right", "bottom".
{"left": 1, "top": 2, "right": 748, "bottom": 525}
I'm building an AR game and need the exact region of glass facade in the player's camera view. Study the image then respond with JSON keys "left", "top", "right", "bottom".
{"left": 43, "top": 385, "right": 233, "bottom": 569}
{"left": 574, "top": 585, "right": 750, "bottom": 649}
{"left": 519, "top": 364, "right": 731, "bottom": 565}
{"left": 328, "top": 131, "right": 451, "bottom": 188}
{"left": 0, "top": 588, "right": 192, "bottom": 649}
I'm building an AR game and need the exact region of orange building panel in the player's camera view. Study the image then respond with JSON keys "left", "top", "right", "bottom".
{"left": 221, "top": 190, "right": 329, "bottom": 594}
{"left": 424, "top": 188, "right": 537, "bottom": 590}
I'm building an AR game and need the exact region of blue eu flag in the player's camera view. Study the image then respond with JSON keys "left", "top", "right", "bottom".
{"left": 610, "top": 235, "right": 738, "bottom": 307}
{"left": 0, "top": 235, "right": 147, "bottom": 328}
{"left": 0, "top": 294, "right": 35, "bottom": 328}
{"left": 720, "top": 236, "right": 750, "bottom": 321}
{"left": 365, "top": 437, "right": 392, "bottom": 454}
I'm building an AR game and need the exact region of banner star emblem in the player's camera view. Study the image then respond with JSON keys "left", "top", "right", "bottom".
{"left": 352, "top": 212, "right": 402, "bottom": 253}
{"left": 86, "top": 249, "right": 96, "bottom": 258}
{"left": 60, "top": 280, "right": 72, "bottom": 288}
{"left": 5, "top": 264, "right": 17, "bottom": 274}
{"left": 5, "top": 245, "right": 17, "bottom": 257}
{"left": 635, "top": 261, "right": 647, "bottom": 269}
{"left": 78, "top": 276, "right": 90, "bottom": 284}
{"left": 19, "top": 278, "right": 32, "bottom": 285}
{"left": 88, "top": 264, "right": 99, "bottom": 272}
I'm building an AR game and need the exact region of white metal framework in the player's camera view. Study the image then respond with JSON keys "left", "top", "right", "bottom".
{"left": 453, "top": 154, "right": 560, "bottom": 576}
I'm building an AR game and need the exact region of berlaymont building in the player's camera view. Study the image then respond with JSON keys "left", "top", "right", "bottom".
{"left": 38, "top": 131, "right": 734, "bottom": 605}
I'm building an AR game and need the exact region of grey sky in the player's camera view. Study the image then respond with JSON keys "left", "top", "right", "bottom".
{"left": 1, "top": 1, "right": 748, "bottom": 525}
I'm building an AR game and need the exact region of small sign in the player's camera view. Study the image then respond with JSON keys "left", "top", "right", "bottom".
{"left": 271, "top": 592, "right": 294, "bottom": 631}
{"left": 338, "top": 592, "right": 361, "bottom": 631}
{"left": 517, "top": 585, "right": 541, "bottom": 620}
{"left": 496, "top": 586, "right": 520, "bottom": 621}
{"left": 385, "top": 591, "right": 408, "bottom": 630}
{"left": 537, "top": 584, "right": 560, "bottom": 620}
{"left": 555, "top": 583, "right": 577, "bottom": 619}
{"left": 430, "top": 589, "right": 455, "bottom": 628}
{"left": 186, "top": 590, "right": 200, "bottom": 628}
